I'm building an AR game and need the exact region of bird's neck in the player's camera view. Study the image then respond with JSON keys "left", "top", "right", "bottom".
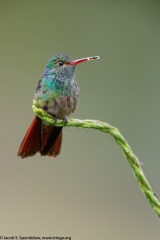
{"left": 44, "top": 73, "right": 76, "bottom": 96}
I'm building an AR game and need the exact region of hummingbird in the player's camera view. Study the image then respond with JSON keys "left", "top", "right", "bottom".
{"left": 18, "top": 53, "right": 99, "bottom": 158}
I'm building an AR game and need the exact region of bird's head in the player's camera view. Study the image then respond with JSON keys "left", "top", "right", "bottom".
{"left": 44, "top": 53, "right": 99, "bottom": 82}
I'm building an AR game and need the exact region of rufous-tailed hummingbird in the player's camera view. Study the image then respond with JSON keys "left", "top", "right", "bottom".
{"left": 18, "top": 53, "right": 99, "bottom": 158}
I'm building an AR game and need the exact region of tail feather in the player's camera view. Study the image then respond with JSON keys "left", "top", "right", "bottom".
{"left": 17, "top": 116, "right": 62, "bottom": 158}
{"left": 41, "top": 130, "right": 62, "bottom": 157}
{"left": 17, "top": 116, "right": 41, "bottom": 158}
{"left": 40, "top": 122, "right": 62, "bottom": 156}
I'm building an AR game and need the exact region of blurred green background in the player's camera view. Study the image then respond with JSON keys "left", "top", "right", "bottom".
{"left": 0, "top": 0, "right": 160, "bottom": 239}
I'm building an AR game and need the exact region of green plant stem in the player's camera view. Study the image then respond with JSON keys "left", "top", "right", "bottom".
{"left": 32, "top": 100, "right": 160, "bottom": 218}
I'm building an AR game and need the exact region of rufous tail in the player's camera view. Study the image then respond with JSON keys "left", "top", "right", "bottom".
{"left": 17, "top": 116, "right": 62, "bottom": 158}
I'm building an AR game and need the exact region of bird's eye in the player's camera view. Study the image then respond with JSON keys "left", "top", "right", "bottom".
{"left": 58, "top": 61, "right": 64, "bottom": 66}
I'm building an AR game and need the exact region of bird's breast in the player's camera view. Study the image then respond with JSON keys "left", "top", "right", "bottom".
{"left": 34, "top": 77, "right": 79, "bottom": 119}
{"left": 46, "top": 95, "right": 79, "bottom": 119}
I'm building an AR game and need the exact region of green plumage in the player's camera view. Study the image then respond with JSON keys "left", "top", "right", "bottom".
{"left": 34, "top": 54, "right": 79, "bottom": 119}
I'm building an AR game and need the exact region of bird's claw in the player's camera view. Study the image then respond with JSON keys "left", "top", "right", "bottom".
{"left": 52, "top": 115, "right": 57, "bottom": 123}
{"left": 63, "top": 117, "right": 68, "bottom": 125}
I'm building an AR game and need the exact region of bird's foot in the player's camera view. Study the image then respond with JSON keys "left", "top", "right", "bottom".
{"left": 52, "top": 114, "right": 57, "bottom": 123}
{"left": 63, "top": 117, "right": 68, "bottom": 125}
